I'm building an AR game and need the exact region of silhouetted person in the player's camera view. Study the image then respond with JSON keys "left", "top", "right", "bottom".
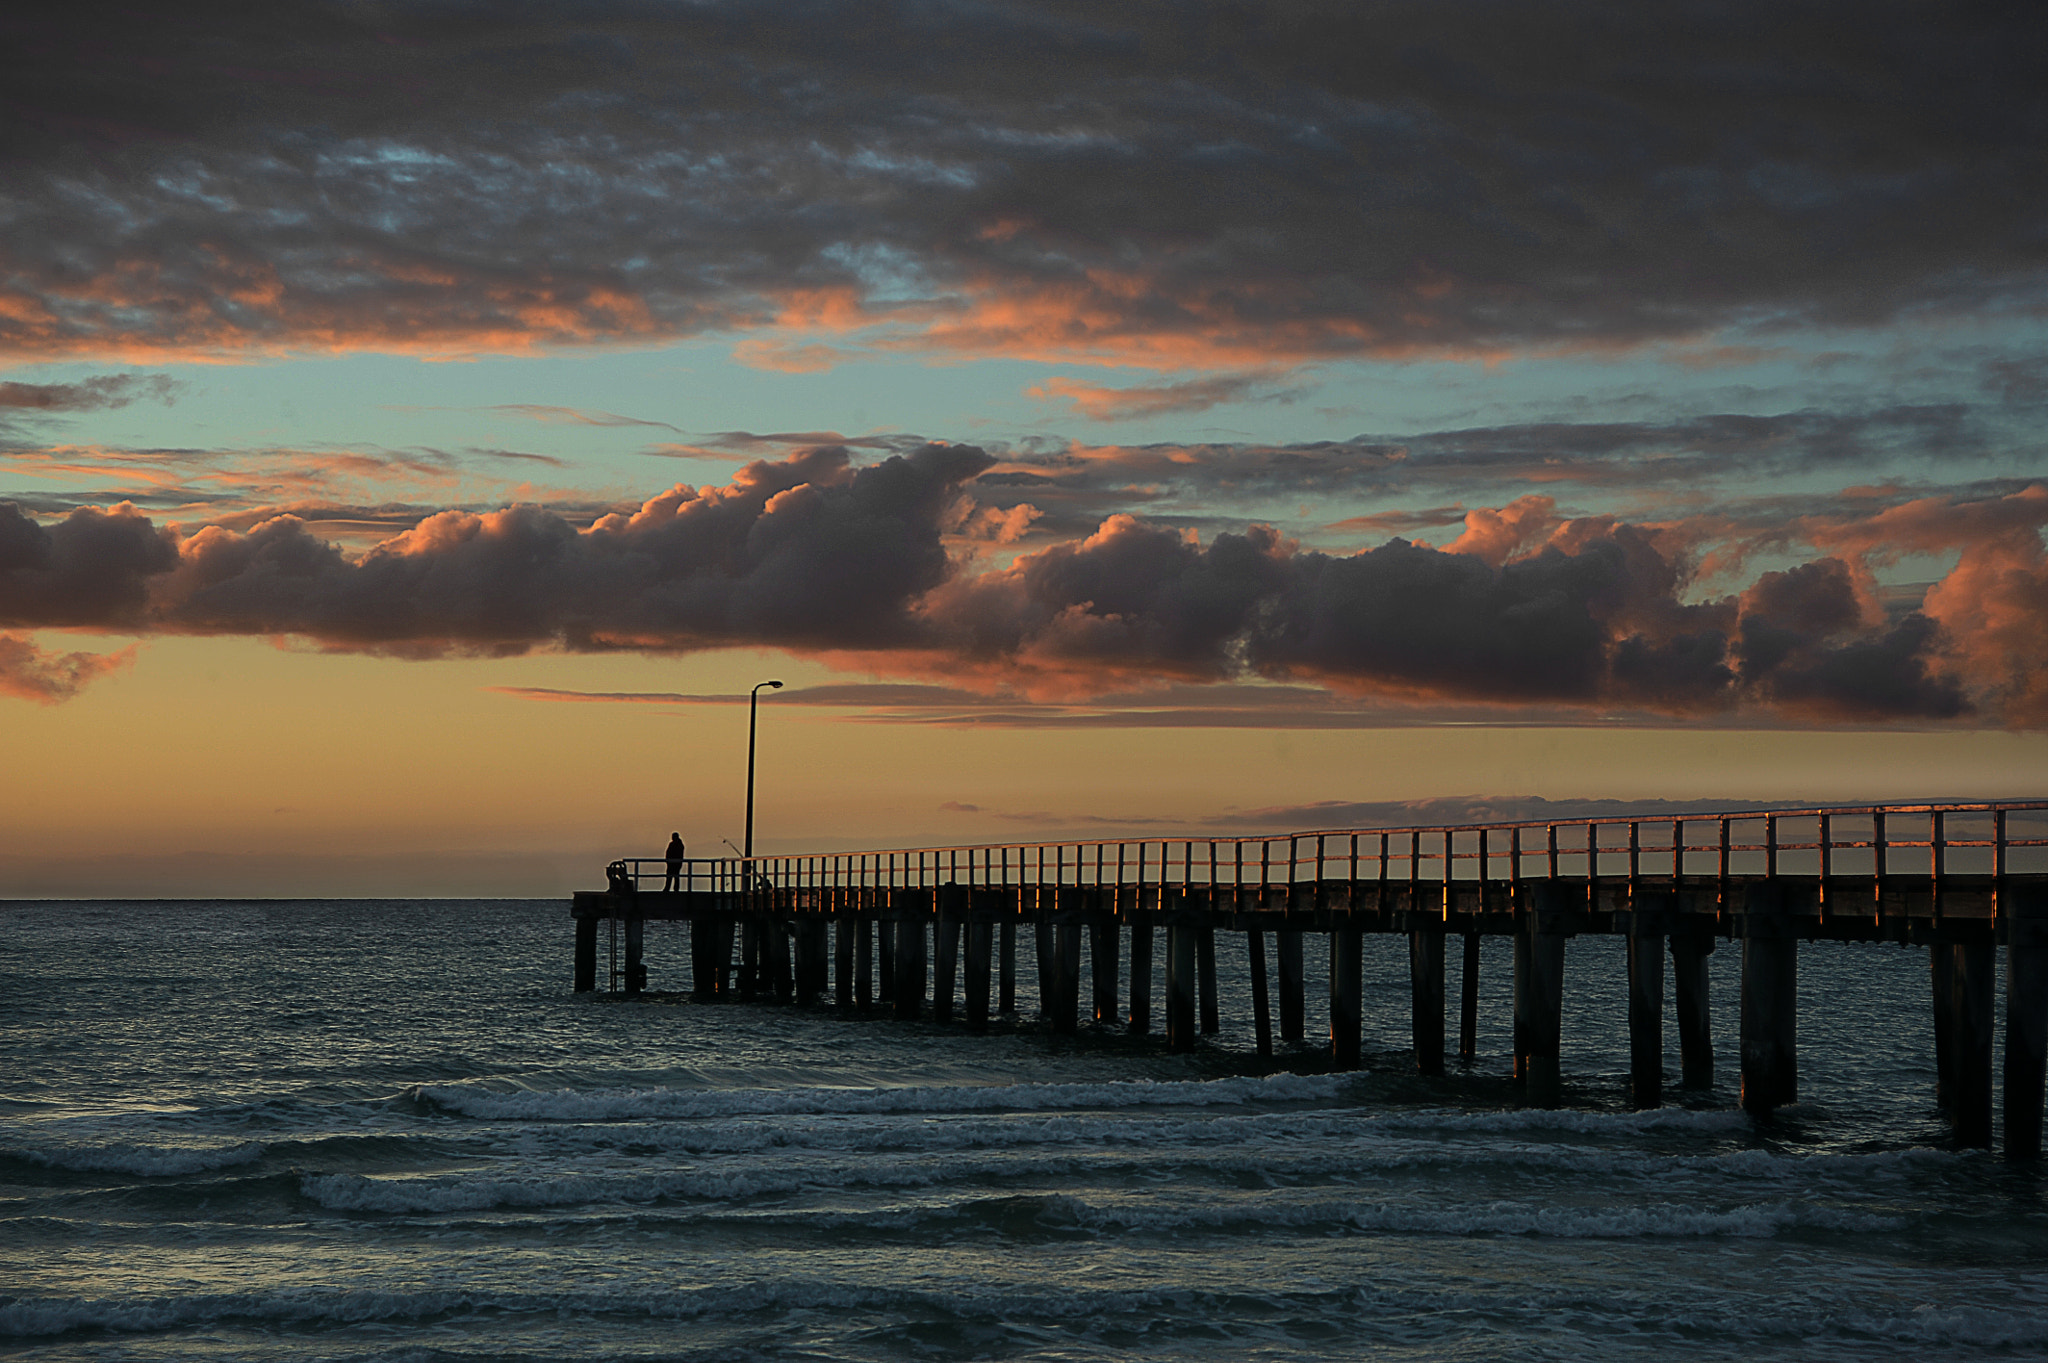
{"left": 664, "top": 832, "right": 685, "bottom": 891}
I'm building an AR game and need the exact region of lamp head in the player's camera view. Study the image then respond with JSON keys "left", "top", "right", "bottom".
{"left": 767, "top": 680, "right": 783, "bottom": 689}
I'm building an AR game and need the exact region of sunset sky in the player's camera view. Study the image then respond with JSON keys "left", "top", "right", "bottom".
{"left": 4, "top": 2, "right": 2046, "bottom": 896}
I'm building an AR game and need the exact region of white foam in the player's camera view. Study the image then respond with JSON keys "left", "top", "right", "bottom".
{"left": 414, "top": 1071, "right": 1351, "bottom": 1122}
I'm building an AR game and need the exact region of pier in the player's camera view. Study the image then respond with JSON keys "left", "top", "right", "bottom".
{"left": 572, "top": 801, "right": 2048, "bottom": 1156}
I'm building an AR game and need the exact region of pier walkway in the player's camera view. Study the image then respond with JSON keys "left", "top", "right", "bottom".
{"left": 572, "top": 800, "right": 2048, "bottom": 1156}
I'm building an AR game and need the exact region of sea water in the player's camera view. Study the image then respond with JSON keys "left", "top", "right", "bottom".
{"left": 4, "top": 898, "right": 2047, "bottom": 1361}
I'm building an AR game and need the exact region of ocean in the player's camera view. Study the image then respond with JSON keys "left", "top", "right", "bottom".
{"left": 4, "top": 897, "right": 2046, "bottom": 1361}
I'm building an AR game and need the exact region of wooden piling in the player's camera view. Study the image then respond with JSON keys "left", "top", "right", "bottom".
{"left": 769, "top": 916, "right": 792, "bottom": 1003}
{"left": 855, "top": 914, "right": 874, "bottom": 1008}
{"left": 1517, "top": 882, "right": 1567, "bottom": 1106}
{"left": 810, "top": 920, "right": 835, "bottom": 1005}
{"left": 2005, "top": 885, "right": 2048, "bottom": 1160}
{"left": 1410, "top": 926, "right": 1445, "bottom": 1076}
{"left": 1739, "top": 882, "right": 1797, "bottom": 1116}
{"left": 1247, "top": 929, "right": 1273, "bottom": 1057}
{"left": 1627, "top": 893, "right": 1667, "bottom": 1110}
{"left": 1670, "top": 928, "right": 1715, "bottom": 1090}
{"left": 965, "top": 911, "right": 993, "bottom": 1034}
{"left": 623, "top": 914, "right": 645, "bottom": 995}
{"left": 1166, "top": 921, "right": 1197, "bottom": 1051}
{"left": 835, "top": 914, "right": 855, "bottom": 1008}
{"left": 1952, "top": 937, "right": 1995, "bottom": 1148}
{"left": 1330, "top": 927, "right": 1363, "bottom": 1069}
{"left": 574, "top": 916, "right": 598, "bottom": 992}
{"left": 933, "top": 886, "right": 963, "bottom": 1024}
{"left": 1036, "top": 912, "right": 1056, "bottom": 1020}
{"left": 1277, "top": 929, "right": 1305, "bottom": 1042}
{"left": 1129, "top": 919, "right": 1154, "bottom": 1034}
{"left": 1061, "top": 917, "right": 1084, "bottom": 1027}
{"left": 998, "top": 919, "right": 1017, "bottom": 1014}
{"left": 1511, "top": 929, "right": 1529, "bottom": 1082}
{"left": 692, "top": 916, "right": 731, "bottom": 1001}
{"left": 739, "top": 919, "right": 761, "bottom": 1001}
{"left": 1197, "top": 925, "right": 1220, "bottom": 1035}
{"left": 1932, "top": 942, "right": 1956, "bottom": 1113}
{"left": 893, "top": 896, "right": 926, "bottom": 1021}
{"left": 1091, "top": 919, "right": 1120, "bottom": 1024}
{"left": 1050, "top": 919, "right": 1080, "bottom": 1035}
{"left": 1458, "top": 931, "right": 1480, "bottom": 1062}
{"left": 877, "top": 918, "right": 896, "bottom": 1008}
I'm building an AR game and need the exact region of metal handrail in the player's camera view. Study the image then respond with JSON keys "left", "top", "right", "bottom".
{"left": 606, "top": 800, "right": 2048, "bottom": 898}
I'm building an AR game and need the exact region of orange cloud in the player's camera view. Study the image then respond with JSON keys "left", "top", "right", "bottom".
{"left": 1026, "top": 373, "right": 1302, "bottom": 421}
{"left": 0, "top": 633, "right": 136, "bottom": 704}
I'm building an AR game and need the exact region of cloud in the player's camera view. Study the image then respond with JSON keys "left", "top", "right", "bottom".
{"left": 0, "top": 632, "right": 135, "bottom": 703}
{"left": 483, "top": 405, "right": 679, "bottom": 433}
{"left": 0, "top": 373, "right": 180, "bottom": 412}
{"left": 4, "top": 4, "right": 2046, "bottom": 365}
{"left": 1026, "top": 373, "right": 1305, "bottom": 421}
{"left": 1, "top": 445, "right": 995, "bottom": 657}
{"left": 3, "top": 453, "right": 2043, "bottom": 725}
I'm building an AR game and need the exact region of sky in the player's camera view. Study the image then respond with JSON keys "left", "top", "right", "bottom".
{"left": 3, "top": 1, "right": 2046, "bottom": 896}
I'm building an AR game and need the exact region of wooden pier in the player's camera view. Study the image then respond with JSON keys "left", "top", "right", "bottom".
{"left": 572, "top": 801, "right": 2048, "bottom": 1156}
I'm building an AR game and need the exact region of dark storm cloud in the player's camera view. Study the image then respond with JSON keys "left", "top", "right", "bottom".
{"left": 4, "top": 2, "right": 2046, "bottom": 362}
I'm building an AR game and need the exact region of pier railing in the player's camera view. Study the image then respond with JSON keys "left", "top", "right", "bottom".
{"left": 606, "top": 799, "right": 2048, "bottom": 906}
{"left": 579, "top": 798, "right": 2048, "bottom": 1154}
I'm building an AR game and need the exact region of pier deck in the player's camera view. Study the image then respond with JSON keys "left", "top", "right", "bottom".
{"left": 571, "top": 801, "right": 2048, "bottom": 1156}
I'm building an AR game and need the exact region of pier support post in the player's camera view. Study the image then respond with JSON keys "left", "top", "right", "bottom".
{"left": 835, "top": 914, "right": 855, "bottom": 1009}
{"left": 855, "top": 914, "right": 874, "bottom": 1009}
{"left": 1166, "top": 920, "right": 1198, "bottom": 1051}
{"left": 574, "top": 916, "right": 598, "bottom": 993}
{"left": 1515, "top": 883, "right": 1567, "bottom": 1106}
{"left": 1036, "top": 911, "right": 1055, "bottom": 1020}
{"left": 893, "top": 896, "right": 926, "bottom": 1021}
{"left": 1248, "top": 929, "right": 1273, "bottom": 1057}
{"left": 1129, "top": 919, "right": 1154, "bottom": 1034}
{"left": 769, "top": 916, "right": 793, "bottom": 1003}
{"left": 1953, "top": 936, "right": 1995, "bottom": 1148}
{"left": 999, "top": 920, "right": 1017, "bottom": 1015}
{"left": 1277, "top": 929, "right": 1306, "bottom": 1042}
{"left": 2005, "top": 886, "right": 2048, "bottom": 1160}
{"left": 791, "top": 920, "right": 816, "bottom": 1006}
{"left": 1458, "top": 931, "right": 1480, "bottom": 1063}
{"left": 623, "top": 914, "right": 645, "bottom": 995}
{"left": 1739, "top": 883, "right": 1798, "bottom": 1116}
{"left": 1628, "top": 893, "right": 1668, "bottom": 1110}
{"left": 1091, "top": 918, "right": 1120, "bottom": 1025}
{"left": 1932, "top": 943, "right": 1956, "bottom": 1114}
{"left": 739, "top": 919, "right": 761, "bottom": 1001}
{"left": 1670, "top": 926, "right": 1715, "bottom": 1090}
{"left": 694, "top": 916, "right": 733, "bottom": 1001}
{"left": 1330, "top": 927, "right": 1364, "bottom": 1069}
{"left": 1061, "top": 916, "right": 1083, "bottom": 1029}
{"left": 877, "top": 917, "right": 896, "bottom": 1009}
{"left": 1197, "top": 926, "right": 1220, "bottom": 1035}
{"left": 934, "top": 886, "right": 963, "bottom": 1024}
{"left": 965, "top": 907, "right": 993, "bottom": 1034}
{"left": 1410, "top": 924, "right": 1446, "bottom": 1076}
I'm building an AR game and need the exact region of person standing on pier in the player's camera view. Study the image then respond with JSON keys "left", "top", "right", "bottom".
{"left": 663, "top": 832, "right": 686, "bottom": 891}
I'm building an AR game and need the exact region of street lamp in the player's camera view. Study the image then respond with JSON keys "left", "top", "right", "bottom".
{"left": 744, "top": 680, "right": 783, "bottom": 858}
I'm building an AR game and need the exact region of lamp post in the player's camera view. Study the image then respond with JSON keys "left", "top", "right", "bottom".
{"left": 744, "top": 679, "right": 783, "bottom": 858}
